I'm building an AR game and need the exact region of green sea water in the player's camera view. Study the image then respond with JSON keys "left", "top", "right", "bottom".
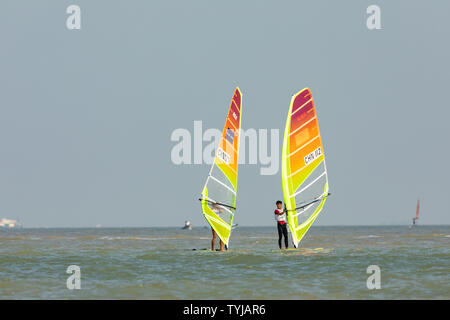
{"left": 0, "top": 226, "right": 449, "bottom": 299}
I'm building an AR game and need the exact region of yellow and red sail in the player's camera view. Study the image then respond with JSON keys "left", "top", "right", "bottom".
{"left": 281, "top": 88, "right": 329, "bottom": 247}
{"left": 200, "top": 87, "right": 242, "bottom": 246}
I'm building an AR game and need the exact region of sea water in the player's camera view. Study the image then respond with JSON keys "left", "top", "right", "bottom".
{"left": 0, "top": 226, "right": 448, "bottom": 299}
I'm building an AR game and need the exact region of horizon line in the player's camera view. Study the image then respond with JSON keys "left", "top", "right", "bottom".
{"left": 6, "top": 224, "right": 450, "bottom": 229}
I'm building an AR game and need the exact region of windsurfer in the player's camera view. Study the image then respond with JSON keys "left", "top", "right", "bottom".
{"left": 274, "top": 200, "right": 289, "bottom": 249}
{"left": 211, "top": 204, "right": 225, "bottom": 251}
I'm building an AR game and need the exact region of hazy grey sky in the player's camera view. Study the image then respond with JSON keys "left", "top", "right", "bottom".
{"left": 0, "top": 1, "right": 449, "bottom": 227}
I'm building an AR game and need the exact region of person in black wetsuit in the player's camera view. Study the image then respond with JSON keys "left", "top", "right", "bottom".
{"left": 274, "top": 200, "right": 288, "bottom": 249}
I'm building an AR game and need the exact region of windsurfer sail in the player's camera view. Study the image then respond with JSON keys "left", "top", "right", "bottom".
{"left": 281, "top": 88, "right": 330, "bottom": 248}
{"left": 413, "top": 199, "right": 420, "bottom": 225}
{"left": 199, "top": 87, "right": 242, "bottom": 247}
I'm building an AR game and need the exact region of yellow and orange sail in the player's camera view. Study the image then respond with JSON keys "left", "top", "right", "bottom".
{"left": 281, "top": 88, "right": 330, "bottom": 247}
{"left": 200, "top": 87, "right": 242, "bottom": 247}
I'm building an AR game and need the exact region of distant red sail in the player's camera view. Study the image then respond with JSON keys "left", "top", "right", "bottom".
{"left": 415, "top": 199, "right": 420, "bottom": 220}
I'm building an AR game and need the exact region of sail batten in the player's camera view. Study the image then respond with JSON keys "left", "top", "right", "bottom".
{"left": 200, "top": 87, "right": 242, "bottom": 247}
{"left": 281, "top": 88, "right": 330, "bottom": 248}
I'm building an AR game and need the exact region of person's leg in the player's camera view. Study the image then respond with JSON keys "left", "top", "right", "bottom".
{"left": 282, "top": 224, "right": 289, "bottom": 249}
{"left": 219, "top": 239, "right": 224, "bottom": 251}
{"left": 277, "top": 223, "right": 282, "bottom": 249}
{"left": 211, "top": 228, "right": 216, "bottom": 251}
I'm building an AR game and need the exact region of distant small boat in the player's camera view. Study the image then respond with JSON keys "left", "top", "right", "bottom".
{"left": 182, "top": 220, "right": 193, "bottom": 230}
{"left": 0, "top": 218, "right": 22, "bottom": 229}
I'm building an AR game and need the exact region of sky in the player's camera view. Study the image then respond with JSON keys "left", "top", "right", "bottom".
{"left": 0, "top": 1, "right": 449, "bottom": 227}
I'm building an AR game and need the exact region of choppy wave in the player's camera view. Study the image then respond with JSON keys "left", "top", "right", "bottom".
{"left": 355, "top": 235, "right": 381, "bottom": 239}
